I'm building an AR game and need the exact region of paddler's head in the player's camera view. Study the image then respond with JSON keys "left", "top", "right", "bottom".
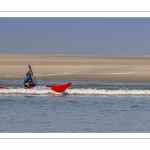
{"left": 26, "top": 71, "right": 31, "bottom": 76}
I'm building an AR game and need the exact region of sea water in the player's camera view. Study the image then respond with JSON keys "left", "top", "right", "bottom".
{"left": 0, "top": 80, "right": 150, "bottom": 133}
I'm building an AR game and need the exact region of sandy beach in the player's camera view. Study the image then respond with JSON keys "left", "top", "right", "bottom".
{"left": 0, "top": 53, "right": 150, "bottom": 82}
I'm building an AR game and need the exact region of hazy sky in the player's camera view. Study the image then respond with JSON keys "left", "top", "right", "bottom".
{"left": 0, "top": 18, "right": 150, "bottom": 56}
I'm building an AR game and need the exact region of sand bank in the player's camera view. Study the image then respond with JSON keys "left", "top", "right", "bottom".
{"left": 0, "top": 54, "right": 150, "bottom": 82}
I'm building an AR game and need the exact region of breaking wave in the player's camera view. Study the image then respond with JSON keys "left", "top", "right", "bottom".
{"left": 1, "top": 81, "right": 150, "bottom": 96}
{"left": 1, "top": 88, "right": 149, "bottom": 96}
{"left": 66, "top": 88, "right": 150, "bottom": 96}
{"left": 0, "top": 87, "right": 60, "bottom": 95}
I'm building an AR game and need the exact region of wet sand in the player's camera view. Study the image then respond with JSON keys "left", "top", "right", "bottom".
{"left": 0, "top": 53, "right": 150, "bottom": 82}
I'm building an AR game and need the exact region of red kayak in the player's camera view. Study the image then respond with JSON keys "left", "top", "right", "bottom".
{"left": 0, "top": 86, "right": 9, "bottom": 89}
{"left": 46, "top": 82, "right": 72, "bottom": 92}
{"left": 0, "top": 82, "right": 72, "bottom": 93}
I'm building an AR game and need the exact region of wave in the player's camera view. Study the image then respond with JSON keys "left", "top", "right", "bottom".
{"left": 0, "top": 87, "right": 57, "bottom": 95}
{"left": 66, "top": 88, "right": 150, "bottom": 96}
{"left": 1, "top": 87, "right": 150, "bottom": 96}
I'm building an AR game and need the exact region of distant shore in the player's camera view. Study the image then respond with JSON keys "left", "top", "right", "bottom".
{"left": 0, "top": 54, "right": 150, "bottom": 82}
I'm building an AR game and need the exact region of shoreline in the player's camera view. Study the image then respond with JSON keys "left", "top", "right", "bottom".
{"left": 0, "top": 54, "right": 150, "bottom": 82}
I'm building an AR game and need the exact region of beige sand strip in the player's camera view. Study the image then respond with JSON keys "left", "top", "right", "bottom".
{"left": 0, "top": 54, "right": 150, "bottom": 82}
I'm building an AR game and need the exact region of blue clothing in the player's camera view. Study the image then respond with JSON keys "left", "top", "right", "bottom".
{"left": 24, "top": 76, "right": 36, "bottom": 86}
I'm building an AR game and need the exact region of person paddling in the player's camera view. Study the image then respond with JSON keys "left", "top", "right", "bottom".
{"left": 24, "top": 71, "right": 36, "bottom": 88}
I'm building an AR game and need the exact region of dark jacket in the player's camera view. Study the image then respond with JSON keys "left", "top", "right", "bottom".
{"left": 24, "top": 76, "right": 36, "bottom": 86}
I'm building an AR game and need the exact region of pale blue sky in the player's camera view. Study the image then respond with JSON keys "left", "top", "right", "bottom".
{"left": 0, "top": 18, "right": 150, "bottom": 56}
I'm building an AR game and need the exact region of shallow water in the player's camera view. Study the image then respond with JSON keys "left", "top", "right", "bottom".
{"left": 0, "top": 80, "right": 150, "bottom": 132}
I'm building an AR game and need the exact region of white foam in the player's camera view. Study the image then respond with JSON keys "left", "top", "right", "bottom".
{"left": 66, "top": 88, "right": 150, "bottom": 96}
{"left": 0, "top": 86, "right": 51, "bottom": 95}
{"left": 0, "top": 86, "right": 66, "bottom": 95}
{"left": 1, "top": 87, "right": 150, "bottom": 96}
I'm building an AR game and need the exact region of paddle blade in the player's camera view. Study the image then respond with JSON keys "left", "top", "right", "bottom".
{"left": 28, "top": 64, "right": 32, "bottom": 73}
{"left": 28, "top": 64, "right": 30, "bottom": 68}
{"left": 28, "top": 64, "right": 38, "bottom": 85}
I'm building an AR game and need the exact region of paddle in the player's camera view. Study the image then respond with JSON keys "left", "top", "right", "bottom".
{"left": 28, "top": 64, "right": 38, "bottom": 85}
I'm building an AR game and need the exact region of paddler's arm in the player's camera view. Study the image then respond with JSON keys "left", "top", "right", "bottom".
{"left": 31, "top": 74, "right": 37, "bottom": 86}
